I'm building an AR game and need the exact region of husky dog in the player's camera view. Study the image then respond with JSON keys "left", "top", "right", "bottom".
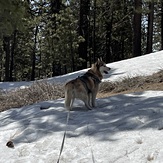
{"left": 64, "top": 58, "right": 111, "bottom": 110}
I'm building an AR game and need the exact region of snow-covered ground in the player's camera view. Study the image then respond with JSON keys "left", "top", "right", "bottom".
{"left": 1, "top": 51, "right": 163, "bottom": 163}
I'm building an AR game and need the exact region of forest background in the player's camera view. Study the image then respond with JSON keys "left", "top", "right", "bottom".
{"left": 0, "top": 0, "right": 162, "bottom": 81}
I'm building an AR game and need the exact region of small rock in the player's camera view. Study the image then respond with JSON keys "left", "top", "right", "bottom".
{"left": 6, "top": 141, "right": 14, "bottom": 148}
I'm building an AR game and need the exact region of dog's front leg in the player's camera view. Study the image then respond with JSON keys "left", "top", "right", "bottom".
{"left": 85, "top": 97, "right": 92, "bottom": 110}
{"left": 88, "top": 93, "right": 93, "bottom": 107}
{"left": 81, "top": 94, "right": 92, "bottom": 110}
{"left": 92, "top": 88, "right": 99, "bottom": 107}
{"left": 91, "top": 92, "right": 97, "bottom": 107}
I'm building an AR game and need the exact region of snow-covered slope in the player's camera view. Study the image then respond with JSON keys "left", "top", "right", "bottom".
{"left": 1, "top": 51, "right": 163, "bottom": 163}
{"left": 1, "top": 50, "right": 163, "bottom": 91}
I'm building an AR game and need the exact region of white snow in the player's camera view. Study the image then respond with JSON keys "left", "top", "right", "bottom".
{"left": 1, "top": 51, "right": 163, "bottom": 163}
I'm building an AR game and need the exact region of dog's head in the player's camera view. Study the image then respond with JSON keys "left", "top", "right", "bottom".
{"left": 96, "top": 58, "right": 111, "bottom": 74}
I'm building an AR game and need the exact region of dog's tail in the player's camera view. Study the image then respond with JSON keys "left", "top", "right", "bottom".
{"left": 64, "top": 82, "right": 74, "bottom": 110}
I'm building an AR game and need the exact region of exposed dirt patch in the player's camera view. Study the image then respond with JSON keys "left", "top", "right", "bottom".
{"left": 98, "top": 70, "right": 163, "bottom": 98}
{"left": 98, "top": 82, "right": 163, "bottom": 98}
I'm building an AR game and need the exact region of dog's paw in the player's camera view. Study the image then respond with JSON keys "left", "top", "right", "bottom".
{"left": 88, "top": 108, "right": 92, "bottom": 110}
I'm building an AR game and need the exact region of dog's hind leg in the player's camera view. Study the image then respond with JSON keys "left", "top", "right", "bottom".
{"left": 70, "top": 97, "right": 74, "bottom": 109}
{"left": 65, "top": 97, "right": 71, "bottom": 110}
{"left": 64, "top": 89, "right": 74, "bottom": 111}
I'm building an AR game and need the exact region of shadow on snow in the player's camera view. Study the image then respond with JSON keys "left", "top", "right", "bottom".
{"left": 1, "top": 91, "right": 163, "bottom": 145}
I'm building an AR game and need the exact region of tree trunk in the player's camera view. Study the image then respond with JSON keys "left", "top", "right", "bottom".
{"left": 3, "top": 36, "right": 10, "bottom": 81}
{"left": 146, "top": 0, "right": 154, "bottom": 54}
{"left": 133, "top": 0, "right": 142, "bottom": 57}
{"left": 105, "top": 1, "right": 113, "bottom": 63}
{"left": 31, "top": 26, "right": 38, "bottom": 81}
{"left": 70, "top": 30, "right": 75, "bottom": 72}
{"left": 51, "top": 0, "right": 62, "bottom": 76}
{"left": 0, "top": 53, "right": 2, "bottom": 81}
{"left": 78, "top": 0, "right": 90, "bottom": 69}
{"left": 10, "top": 30, "right": 17, "bottom": 81}
{"left": 92, "top": 0, "right": 96, "bottom": 63}
{"left": 161, "top": 1, "right": 163, "bottom": 50}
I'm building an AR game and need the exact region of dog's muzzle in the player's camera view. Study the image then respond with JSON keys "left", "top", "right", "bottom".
{"left": 104, "top": 67, "right": 111, "bottom": 74}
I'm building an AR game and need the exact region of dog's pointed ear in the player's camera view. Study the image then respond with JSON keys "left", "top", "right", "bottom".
{"left": 96, "top": 58, "right": 100, "bottom": 66}
{"left": 96, "top": 58, "right": 102, "bottom": 68}
{"left": 97, "top": 57, "right": 103, "bottom": 62}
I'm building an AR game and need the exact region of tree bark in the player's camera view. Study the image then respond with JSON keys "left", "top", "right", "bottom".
{"left": 51, "top": 0, "right": 62, "bottom": 76}
{"left": 133, "top": 0, "right": 142, "bottom": 57}
{"left": 31, "top": 26, "right": 38, "bottom": 81}
{"left": 10, "top": 30, "right": 17, "bottom": 81}
{"left": 161, "top": 1, "right": 163, "bottom": 50}
{"left": 105, "top": 1, "right": 113, "bottom": 63}
{"left": 146, "top": 0, "right": 154, "bottom": 54}
{"left": 3, "top": 36, "right": 10, "bottom": 81}
{"left": 92, "top": 0, "right": 96, "bottom": 63}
